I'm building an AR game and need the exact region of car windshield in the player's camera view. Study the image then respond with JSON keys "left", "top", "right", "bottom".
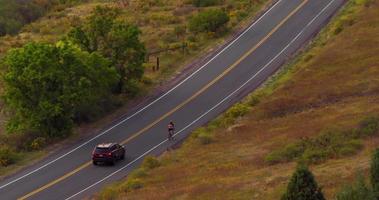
{"left": 95, "top": 147, "right": 109, "bottom": 153}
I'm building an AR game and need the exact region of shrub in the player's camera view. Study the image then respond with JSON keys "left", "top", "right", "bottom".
{"left": 370, "top": 148, "right": 379, "bottom": 198}
{"left": 358, "top": 116, "right": 379, "bottom": 136}
{"left": 281, "top": 165, "right": 325, "bottom": 200}
{"left": 265, "top": 125, "right": 369, "bottom": 165}
{"left": 121, "top": 178, "right": 143, "bottom": 191}
{"left": 197, "top": 131, "right": 213, "bottom": 145}
{"left": 129, "top": 168, "right": 148, "bottom": 179}
{"left": 336, "top": 175, "right": 376, "bottom": 200}
{"left": 142, "top": 156, "right": 161, "bottom": 169}
{"left": 192, "top": 0, "right": 221, "bottom": 7}
{"left": 225, "top": 103, "right": 250, "bottom": 119}
{"left": 301, "top": 149, "right": 328, "bottom": 164}
{"left": 189, "top": 9, "right": 229, "bottom": 34}
{"left": 0, "top": 145, "right": 17, "bottom": 167}
{"left": 97, "top": 187, "right": 118, "bottom": 200}
{"left": 265, "top": 142, "right": 305, "bottom": 164}
{"left": 29, "top": 137, "right": 47, "bottom": 151}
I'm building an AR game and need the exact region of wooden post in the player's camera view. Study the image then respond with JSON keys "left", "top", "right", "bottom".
{"left": 156, "top": 57, "right": 160, "bottom": 71}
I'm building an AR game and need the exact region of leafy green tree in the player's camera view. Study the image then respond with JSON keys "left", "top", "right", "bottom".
{"left": 189, "top": 8, "right": 229, "bottom": 34}
{"left": 371, "top": 148, "right": 379, "bottom": 199}
{"left": 282, "top": 165, "right": 325, "bottom": 200}
{"left": 67, "top": 6, "right": 146, "bottom": 93}
{"left": 3, "top": 42, "right": 119, "bottom": 137}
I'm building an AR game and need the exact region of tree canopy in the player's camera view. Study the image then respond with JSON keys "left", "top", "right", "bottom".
{"left": 3, "top": 42, "right": 119, "bottom": 137}
{"left": 68, "top": 6, "right": 146, "bottom": 93}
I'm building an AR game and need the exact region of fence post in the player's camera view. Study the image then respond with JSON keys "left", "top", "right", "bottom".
{"left": 156, "top": 57, "right": 160, "bottom": 71}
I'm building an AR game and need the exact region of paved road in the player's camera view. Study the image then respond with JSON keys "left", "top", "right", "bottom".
{"left": 0, "top": 0, "right": 346, "bottom": 199}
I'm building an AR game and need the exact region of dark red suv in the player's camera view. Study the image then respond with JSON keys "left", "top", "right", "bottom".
{"left": 92, "top": 143, "right": 125, "bottom": 165}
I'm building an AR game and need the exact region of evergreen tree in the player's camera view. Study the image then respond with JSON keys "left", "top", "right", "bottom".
{"left": 282, "top": 165, "right": 325, "bottom": 200}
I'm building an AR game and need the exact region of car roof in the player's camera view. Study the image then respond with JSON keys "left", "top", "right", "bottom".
{"left": 96, "top": 143, "right": 114, "bottom": 148}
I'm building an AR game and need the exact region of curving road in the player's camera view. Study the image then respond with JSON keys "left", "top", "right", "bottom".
{"left": 0, "top": 0, "right": 346, "bottom": 199}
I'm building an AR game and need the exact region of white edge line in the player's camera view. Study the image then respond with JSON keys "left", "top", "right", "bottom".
{"left": 65, "top": 1, "right": 337, "bottom": 199}
{"left": 0, "top": 0, "right": 284, "bottom": 190}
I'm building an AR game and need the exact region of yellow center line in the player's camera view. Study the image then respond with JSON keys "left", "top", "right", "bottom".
{"left": 18, "top": 162, "right": 91, "bottom": 200}
{"left": 18, "top": 1, "right": 308, "bottom": 199}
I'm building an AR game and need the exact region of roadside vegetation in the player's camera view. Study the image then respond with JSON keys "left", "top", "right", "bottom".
{"left": 0, "top": 0, "right": 270, "bottom": 175}
{"left": 97, "top": 0, "right": 379, "bottom": 199}
{"left": 0, "top": 0, "right": 87, "bottom": 36}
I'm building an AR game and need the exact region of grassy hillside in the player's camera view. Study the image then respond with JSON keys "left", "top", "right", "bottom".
{"left": 97, "top": 0, "right": 379, "bottom": 199}
{"left": 0, "top": 0, "right": 270, "bottom": 176}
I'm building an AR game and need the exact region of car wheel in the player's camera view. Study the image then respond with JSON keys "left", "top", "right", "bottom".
{"left": 109, "top": 159, "right": 115, "bottom": 165}
{"left": 120, "top": 153, "right": 125, "bottom": 160}
{"left": 93, "top": 161, "right": 97, "bottom": 165}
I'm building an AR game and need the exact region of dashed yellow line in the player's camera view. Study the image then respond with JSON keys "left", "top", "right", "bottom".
{"left": 17, "top": 1, "right": 308, "bottom": 199}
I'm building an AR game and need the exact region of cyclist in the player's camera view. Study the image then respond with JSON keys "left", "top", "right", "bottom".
{"left": 167, "top": 121, "right": 175, "bottom": 141}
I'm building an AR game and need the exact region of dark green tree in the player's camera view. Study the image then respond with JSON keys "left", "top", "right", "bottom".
{"left": 3, "top": 42, "right": 119, "bottom": 137}
{"left": 67, "top": 6, "right": 146, "bottom": 93}
{"left": 371, "top": 148, "right": 379, "bottom": 199}
{"left": 282, "top": 165, "right": 325, "bottom": 200}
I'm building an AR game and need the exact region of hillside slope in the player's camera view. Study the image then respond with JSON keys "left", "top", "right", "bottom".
{"left": 97, "top": 0, "right": 379, "bottom": 199}
{"left": 0, "top": 0, "right": 270, "bottom": 178}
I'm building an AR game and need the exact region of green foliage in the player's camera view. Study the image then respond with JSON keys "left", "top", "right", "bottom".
{"left": 129, "top": 168, "right": 148, "bottom": 179}
{"left": 189, "top": 9, "right": 229, "bottom": 34}
{"left": 370, "top": 148, "right": 379, "bottom": 198}
{"left": 0, "top": 145, "right": 17, "bottom": 167}
{"left": 282, "top": 165, "right": 325, "bottom": 200}
{"left": 265, "top": 129, "right": 363, "bottom": 164}
{"left": 68, "top": 6, "right": 146, "bottom": 93}
{"left": 358, "top": 116, "right": 379, "bottom": 136}
{"left": 142, "top": 156, "right": 161, "bottom": 169}
{"left": 122, "top": 178, "right": 143, "bottom": 191}
{"left": 225, "top": 103, "right": 250, "bottom": 118}
{"left": 265, "top": 116, "right": 379, "bottom": 165}
{"left": 265, "top": 142, "right": 305, "bottom": 164}
{"left": 2, "top": 42, "right": 119, "bottom": 137}
{"left": 29, "top": 137, "right": 47, "bottom": 151}
{"left": 0, "top": 0, "right": 86, "bottom": 36}
{"left": 192, "top": 0, "right": 221, "bottom": 7}
{"left": 336, "top": 174, "right": 376, "bottom": 200}
{"left": 197, "top": 131, "right": 213, "bottom": 145}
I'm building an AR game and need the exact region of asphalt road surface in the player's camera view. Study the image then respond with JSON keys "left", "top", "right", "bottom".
{"left": 0, "top": 0, "right": 346, "bottom": 199}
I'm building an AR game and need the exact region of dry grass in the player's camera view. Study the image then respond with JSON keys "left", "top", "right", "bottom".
{"left": 0, "top": 0, "right": 269, "bottom": 133}
{"left": 0, "top": 0, "right": 270, "bottom": 176}
{"left": 97, "top": 0, "right": 379, "bottom": 199}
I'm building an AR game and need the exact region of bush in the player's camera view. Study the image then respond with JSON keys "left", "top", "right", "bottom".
{"left": 265, "top": 128, "right": 365, "bottom": 165}
{"left": 189, "top": 9, "right": 229, "bottom": 34}
{"left": 142, "top": 156, "right": 161, "bottom": 169}
{"left": 265, "top": 142, "right": 305, "bottom": 164}
{"left": 121, "top": 178, "right": 143, "bottom": 191}
{"left": 370, "top": 148, "right": 379, "bottom": 198}
{"left": 192, "top": 0, "right": 221, "bottom": 7}
{"left": 197, "top": 131, "right": 213, "bottom": 145}
{"left": 358, "top": 116, "right": 379, "bottom": 136}
{"left": 129, "top": 168, "right": 148, "bottom": 179}
{"left": 282, "top": 165, "right": 325, "bottom": 200}
{"left": 336, "top": 175, "right": 376, "bottom": 200}
{"left": 0, "top": 145, "right": 17, "bottom": 167}
{"left": 301, "top": 149, "right": 328, "bottom": 164}
{"left": 29, "top": 137, "right": 47, "bottom": 151}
